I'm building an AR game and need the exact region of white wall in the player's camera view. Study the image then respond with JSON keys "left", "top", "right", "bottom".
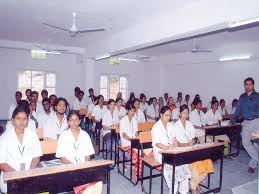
{"left": 160, "top": 58, "right": 259, "bottom": 106}
{"left": 0, "top": 49, "right": 85, "bottom": 119}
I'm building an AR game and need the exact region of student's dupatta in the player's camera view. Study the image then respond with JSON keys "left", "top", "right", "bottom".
{"left": 73, "top": 181, "right": 103, "bottom": 194}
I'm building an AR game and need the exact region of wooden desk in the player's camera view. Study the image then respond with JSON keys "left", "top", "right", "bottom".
{"left": 4, "top": 160, "right": 114, "bottom": 194}
{"left": 160, "top": 143, "right": 224, "bottom": 194}
{"left": 204, "top": 123, "right": 242, "bottom": 156}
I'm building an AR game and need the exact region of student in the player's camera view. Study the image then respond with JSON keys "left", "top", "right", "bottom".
{"left": 56, "top": 110, "right": 95, "bottom": 164}
{"left": 139, "top": 94, "right": 149, "bottom": 114}
{"left": 0, "top": 106, "right": 42, "bottom": 193}
{"left": 36, "top": 98, "right": 53, "bottom": 129}
{"left": 163, "top": 93, "right": 169, "bottom": 105}
{"left": 25, "top": 89, "right": 32, "bottom": 102}
{"left": 116, "top": 92, "right": 126, "bottom": 106}
{"left": 30, "top": 91, "right": 43, "bottom": 117}
{"left": 127, "top": 92, "right": 135, "bottom": 106}
{"left": 219, "top": 99, "right": 229, "bottom": 118}
{"left": 146, "top": 97, "right": 159, "bottom": 122}
{"left": 102, "top": 99, "right": 119, "bottom": 152}
{"left": 41, "top": 89, "right": 48, "bottom": 99}
{"left": 133, "top": 98, "right": 146, "bottom": 123}
{"left": 92, "top": 95, "right": 107, "bottom": 124}
{"left": 158, "top": 97, "right": 164, "bottom": 112}
{"left": 230, "top": 99, "right": 238, "bottom": 115}
{"left": 189, "top": 98, "right": 208, "bottom": 143}
{"left": 205, "top": 100, "right": 222, "bottom": 125}
{"left": 72, "top": 90, "right": 87, "bottom": 111}
{"left": 115, "top": 97, "right": 127, "bottom": 120}
{"left": 88, "top": 88, "right": 97, "bottom": 105}
{"left": 43, "top": 97, "right": 69, "bottom": 140}
{"left": 206, "top": 96, "right": 217, "bottom": 110}
{"left": 175, "top": 95, "right": 183, "bottom": 108}
{"left": 119, "top": 103, "right": 141, "bottom": 180}
{"left": 167, "top": 97, "right": 176, "bottom": 111}
{"left": 6, "top": 100, "right": 36, "bottom": 132}
{"left": 70, "top": 87, "right": 81, "bottom": 110}
{"left": 152, "top": 106, "right": 191, "bottom": 194}
{"left": 49, "top": 94, "right": 57, "bottom": 110}
{"left": 8, "top": 91, "right": 22, "bottom": 120}
{"left": 173, "top": 105, "right": 213, "bottom": 194}
{"left": 184, "top": 94, "right": 191, "bottom": 109}
{"left": 171, "top": 108, "right": 180, "bottom": 123}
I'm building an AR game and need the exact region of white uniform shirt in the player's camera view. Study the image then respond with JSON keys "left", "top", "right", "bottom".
{"left": 5, "top": 119, "right": 36, "bottom": 133}
{"left": 205, "top": 109, "right": 222, "bottom": 125}
{"left": 140, "top": 102, "right": 149, "bottom": 113}
{"left": 175, "top": 101, "right": 183, "bottom": 108}
{"left": 92, "top": 105, "right": 107, "bottom": 122}
{"left": 72, "top": 98, "right": 88, "bottom": 111}
{"left": 8, "top": 103, "right": 17, "bottom": 120}
{"left": 0, "top": 128, "right": 42, "bottom": 192}
{"left": 102, "top": 110, "right": 119, "bottom": 136}
{"left": 133, "top": 109, "right": 146, "bottom": 123}
{"left": 115, "top": 106, "right": 127, "bottom": 118}
{"left": 56, "top": 129, "right": 95, "bottom": 164}
{"left": 43, "top": 113, "right": 68, "bottom": 139}
{"left": 87, "top": 103, "right": 95, "bottom": 116}
{"left": 171, "top": 108, "right": 180, "bottom": 122}
{"left": 36, "top": 110, "right": 54, "bottom": 129}
{"left": 173, "top": 119, "right": 195, "bottom": 143}
{"left": 146, "top": 104, "right": 159, "bottom": 122}
{"left": 218, "top": 106, "right": 228, "bottom": 117}
{"left": 119, "top": 116, "right": 138, "bottom": 147}
{"left": 151, "top": 120, "right": 174, "bottom": 163}
{"left": 189, "top": 109, "right": 206, "bottom": 137}
{"left": 230, "top": 107, "right": 236, "bottom": 115}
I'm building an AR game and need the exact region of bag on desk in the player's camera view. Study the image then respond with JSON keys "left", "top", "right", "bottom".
{"left": 73, "top": 181, "right": 103, "bottom": 194}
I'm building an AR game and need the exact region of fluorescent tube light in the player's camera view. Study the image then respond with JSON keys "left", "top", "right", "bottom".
{"left": 219, "top": 55, "right": 251, "bottom": 62}
{"left": 229, "top": 17, "right": 259, "bottom": 28}
{"left": 95, "top": 53, "right": 111, "bottom": 60}
{"left": 119, "top": 57, "right": 138, "bottom": 62}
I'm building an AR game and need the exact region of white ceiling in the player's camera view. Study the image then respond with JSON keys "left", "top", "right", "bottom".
{"left": 0, "top": 0, "right": 189, "bottom": 47}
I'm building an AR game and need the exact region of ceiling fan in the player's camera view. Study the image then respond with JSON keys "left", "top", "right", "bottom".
{"left": 176, "top": 39, "right": 212, "bottom": 54}
{"left": 42, "top": 12, "right": 105, "bottom": 37}
{"left": 33, "top": 44, "right": 69, "bottom": 54}
{"left": 94, "top": 53, "right": 153, "bottom": 62}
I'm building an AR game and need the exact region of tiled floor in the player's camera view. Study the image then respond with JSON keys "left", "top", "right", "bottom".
{"left": 101, "top": 149, "right": 258, "bottom": 194}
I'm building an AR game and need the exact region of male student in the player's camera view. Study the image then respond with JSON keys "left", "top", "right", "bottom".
{"left": 25, "top": 89, "right": 32, "bottom": 102}
{"left": 70, "top": 87, "right": 81, "bottom": 110}
{"left": 8, "top": 91, "right": 22, "bottom": 119}
{"left": 36, "top": 98, "right": 53, "bottom": 129}
{"left": 30, "top": 91, "right": 43, "bottom": 117}
{"left": 72, "top": 90, "right": 87, "bottom": 111}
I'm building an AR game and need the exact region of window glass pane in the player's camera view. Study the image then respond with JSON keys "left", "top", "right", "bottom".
{"left": 100, "top": 76, "right": 108, "bottom": 88}
{"left": 100, "top": 88, "right": 108, "bottom": 100}
{"left": 31, "top": 71, "right": 44, "bottom": 93}
{"left": 109, "top": 75, "right": 119, "bottom": 100}
{"left": 46, "top": 73, "right": 56, "bottom": 87}
{"left": 18, "top": 71, "right": 32, "bottom": 97}
{"left": 120, "top": 77, "right": 127, "bottom": 89}
{"left": 46, "top": 87, "right": 56, "bottom": 95}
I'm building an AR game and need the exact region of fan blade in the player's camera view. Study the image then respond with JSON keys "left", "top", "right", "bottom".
{"left": 34, "top": 44, "right": 47, "bottom": 51}
{"left": 49, "top": 49, "right": 69, "bottom": 52}
{"left": 42, "top": 23, "right": 70, "bottom": 32}
{"left": 78, "top": 28, "right": 105, "bottom": 33}
{"left": 195, "top": 50, "right": 212, "bottom": 53}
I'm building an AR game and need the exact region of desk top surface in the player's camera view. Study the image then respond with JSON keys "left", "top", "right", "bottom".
{"left": 159, "top": 142, "right": 224, "bottom": 155}
{"left": 4, "top": 160, "right": 114, "bottom": 182}
{"left": 204, "top": 123, "right": 241, "bottom": 130}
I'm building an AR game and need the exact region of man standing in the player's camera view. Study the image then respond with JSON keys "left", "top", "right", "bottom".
{"left": 230, "top": 77, "right": 259, "bottom": 173}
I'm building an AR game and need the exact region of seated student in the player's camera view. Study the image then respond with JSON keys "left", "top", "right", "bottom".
{"left": 146, "top": 97, "right": 159, "bottom": 122}
{"left": 49, "top": 94, "right": 57, "bottom": 111}
{"left": 115, "top": 97, "right": 127, "bottom": 120}
{"left": 116, "top": 92, "right": 126, "bottom": 106}
{"left": 56, "top": 110, "right": 95, "bottom": 164}
{"left": 173, "top": 105, "right": 214, "bottom": 194}
{"left": 30, "top": 91, "right": 43, "bottom": 117}
{"left": 8, "top": 91, "right": 22, "bottom": 120}
{"left": 175, "top": 95, "right": 183, "bottom": 108}
{"left": 230, "top": 99, "right": 238, "bottom": 115}
{"left": 163, "top": 92, "right": 169, "bottom": 106}
{"left": 25, "top": 88, "right": 32, "bottom": 102}
{"left": 189, "top": 98, "right": 208, "bottom": 143}
{"left": 167, "top": 97, "right": 177, "bottom": 111}
{"left": 133, "top": 98, "right": 146, "bottom": 123}
{"left": 205, "top": 100, "right": 223, "bottom": 126}
{"left": 219, "top": 99, "right": 229, "bottom": 118}
{"left": 127, "top": 92, "right": 136, "bottom": 106}
{"left": 102, "top": 99, "right": 119, "bottom": 152}
{"left": 206, "top": 96, "right": 217, "bottom": 110}
{"left": 44, "top": 97, "right": 69, "bottom": 140}
{"left": 119, "top": 104, "right": 139, "bottom": 175}
{"left": 171, "top": 107, "right": 180, "bottom": 123}
{"left": 0, "top": 106, "right": 42, "bottom": 193}
{"left": 152, "top": 106, "right": 191, "bottom": 194}
{"left": 139, "top": 94, "right": 149, "bottom": 114}
{"left": 183, "top": 94, "right": 191, "bottom": 110}
{"left": 70, "top": 87, "right": 81, "bottom": 110}
{"left": 36, "top": 97, "right": 54, "bottom": 129}
{"left": 6, "top": 100, "right": 36, "bottom": 132}
{"left": 72, "top": 90, "right": 88, "bottom": 111}
{"left": 88, "top": 88, "right": 97, "bottom": 105}
{"left": 158, "top": 97, "right": 164, "bottom": 112}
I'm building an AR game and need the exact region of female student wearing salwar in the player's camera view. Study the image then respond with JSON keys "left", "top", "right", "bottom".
{"left": 173, "top": 105, "right": 214, "bottom": 194}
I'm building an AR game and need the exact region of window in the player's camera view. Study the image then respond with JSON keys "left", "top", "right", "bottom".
{"left": 100, "top": 75, "right": 128, "bottom": 100}
{"left": 18, "top": 70, "right": 56, "bottom": 98}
